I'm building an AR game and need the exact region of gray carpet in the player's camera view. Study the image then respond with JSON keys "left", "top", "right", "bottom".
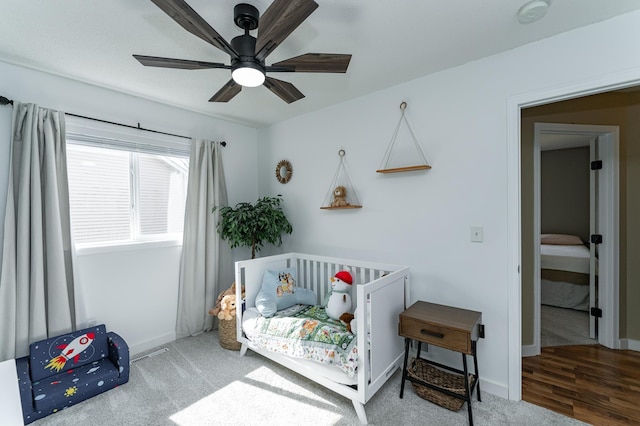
{"left": 541, "top": 305, "right": 598, "bottom": 347}
{"left": 32, "top": 331, "right": 587, "bottom": 426}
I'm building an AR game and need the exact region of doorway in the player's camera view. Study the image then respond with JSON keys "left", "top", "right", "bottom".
{"left": 506, "top": 82, "right": 638, "bottom": 401}
{"left": 531, "top": 123, "right": 619, "bottom": 355}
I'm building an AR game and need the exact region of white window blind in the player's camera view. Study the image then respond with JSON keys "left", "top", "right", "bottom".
{"left": 65, "top": 117, "right": 190, "bottom": 247}
{"left": 137, "top": 153, "right": 189, "bottom": 237}
{"left": 67, "top": 145, "right": 131, "bottom": 244}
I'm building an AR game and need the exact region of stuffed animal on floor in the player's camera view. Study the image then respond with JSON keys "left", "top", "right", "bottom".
{"left": 217, "top": 294, "right": 237, "bottom": 321}
{"left": 323, "top": 270, "right": 353, "bottom": 320}
{"left": 330, "top": 185, "right": 350, "bottom": 207}
{"left": 209, "top": 282, "right": 245, "bottom": 318}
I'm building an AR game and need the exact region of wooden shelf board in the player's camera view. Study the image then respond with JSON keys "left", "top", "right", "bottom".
{"left": 320, "top": 205, "right": 363, "bottom": 210}
{"left": 377, "top": 165, "right": 431, "bottom": 174}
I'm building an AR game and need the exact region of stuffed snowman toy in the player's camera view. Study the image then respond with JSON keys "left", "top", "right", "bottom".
{"left": 324, "top": 270, "right": 353, "bottom": 320}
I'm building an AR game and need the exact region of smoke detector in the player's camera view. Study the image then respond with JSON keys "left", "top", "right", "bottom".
{"left": 518, "top": 0, "right": 550, "bottom": 24}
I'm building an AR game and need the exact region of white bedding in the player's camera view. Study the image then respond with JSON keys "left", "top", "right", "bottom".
{"left": 540, "top": 243, "right": 591, "bottom": 274}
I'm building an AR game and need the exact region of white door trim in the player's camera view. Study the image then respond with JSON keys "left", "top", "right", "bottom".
{"left": 531, "top": 123, "right": 619, "bottom": 355}
{"left": 507, "top": 68, "right": 640, "bottom": 401}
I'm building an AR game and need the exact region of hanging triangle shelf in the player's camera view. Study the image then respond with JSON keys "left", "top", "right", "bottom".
{"left": 321, "top": 149, "right": 362, "bottom": 210}
{"left": 377, "top": 101, "right": 431, "bottom": 173}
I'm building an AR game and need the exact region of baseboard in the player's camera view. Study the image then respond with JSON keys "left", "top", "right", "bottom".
{"left": 523, "top": 341, "right": 640, "bottom": 354}
{"left": 521, "top": 344, "right": 538, "bottom": 357}
{"left": 619, "top": 339, "right": 640, "bottom": 351}
{"left": 479, "top": 378, "right": 508, "bottom": 399}
{"left": 129, "top": 332, "right": 176, "bottom": 357}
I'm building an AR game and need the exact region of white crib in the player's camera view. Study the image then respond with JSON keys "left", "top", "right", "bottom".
{"left": 234, "top": 252, "right": 410, "bottom": 425}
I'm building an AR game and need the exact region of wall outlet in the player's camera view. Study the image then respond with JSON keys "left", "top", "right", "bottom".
{"left": 87, "top": 319, "right": 97, "bottom": 327}
{"left": 471, "top": 226, "right": 484, "bottom": 242}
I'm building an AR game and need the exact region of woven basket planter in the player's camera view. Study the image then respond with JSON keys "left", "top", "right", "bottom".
{"left": 218, "top": 316, "right": 241, "bottom": 351}
{"left": 407, "top": 358, "right": 475, "bottom": 411}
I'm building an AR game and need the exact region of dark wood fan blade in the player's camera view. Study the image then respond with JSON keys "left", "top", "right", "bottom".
{"left": 255, "top": 0, "right": 318, "bottom": 62}
{"left": 150, "top": 0, "right": 238, "bottom": 59}
{"left": 263, "top": 77, "right": 304, "bottom": 104}
{"left": 269, "top": 53, "right": 352, "bottom": 73}
{"left": 209, "top": 79, "right": 242, "bottom": 102}
{"left": 133, "top": 55, "right": 230, "bottom": 70}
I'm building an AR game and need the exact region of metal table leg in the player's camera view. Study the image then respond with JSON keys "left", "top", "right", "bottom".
{"left": 399, "top": 338, "right": 411, "bottom": 398}
{"left": 462, "top": 352, "right": 474, "bottom": 426}
{"left": 473, "top": 340, "right": 481, "bottom": 401}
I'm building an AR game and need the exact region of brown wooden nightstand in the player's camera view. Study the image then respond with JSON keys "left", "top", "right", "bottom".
{"left": 399, "top": 301, "right": 483, "bottom": 425}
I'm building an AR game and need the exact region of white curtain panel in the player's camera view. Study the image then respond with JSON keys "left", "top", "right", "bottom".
{"left": 176, "top": 139, "right": 228, "bottom": 338}
{"left": 0, "top": 103, "right": 75, "bottom": 361}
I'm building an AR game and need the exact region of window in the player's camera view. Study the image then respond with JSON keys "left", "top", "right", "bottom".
{"left": 65, "top": 119, "right": 190, "bottom": 247}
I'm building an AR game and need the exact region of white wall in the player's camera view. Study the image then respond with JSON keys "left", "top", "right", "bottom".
{"left": 74, "top": 243, "right": 182, "bottom": 354}
{"left": 0, "top": 61, "right": 259, "bottom": 355}
{"left": 258, "top": 10, "right": 640, "bottom": 398}
{"left": 3, "top": 8, "right": 640, "bottom": 395}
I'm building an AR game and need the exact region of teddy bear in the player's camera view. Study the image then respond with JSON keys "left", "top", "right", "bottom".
{"left": 323, "top": 270, "right": 353, "bottom": 320}
{"left": 217, "top": 294, "right": 237, "bottom": 321}
{"left": 339, "top": 306, "right": 359, "bottom": 334}
{"left": 209, "top": 282, "right": 245, "bottom": 318}
{"left": 339, "top": 312, "right": 354, "bottom": 333}
{"left": 330, "top": 185, "right": 350, "bottom": 207}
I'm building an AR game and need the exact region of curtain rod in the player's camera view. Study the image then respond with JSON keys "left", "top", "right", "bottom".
{"left": 0, "top": 95, "right": 226, "bottom": 146}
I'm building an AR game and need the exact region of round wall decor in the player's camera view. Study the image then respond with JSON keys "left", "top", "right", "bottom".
{"left": 275, "top": 159, "right": 293, "bottom": 184}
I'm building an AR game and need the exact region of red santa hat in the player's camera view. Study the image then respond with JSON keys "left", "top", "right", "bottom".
{"left": 334, "top": 270, "right": 353, "bottom": 285}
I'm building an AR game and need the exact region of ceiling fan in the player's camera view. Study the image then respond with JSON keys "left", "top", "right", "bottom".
{"left": 133, "top": 0, "right": 352, "bottom": 104}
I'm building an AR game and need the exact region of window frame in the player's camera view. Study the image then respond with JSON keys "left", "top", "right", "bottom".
{"left": 65, "top": 117, "right": 191, "bottom": 252}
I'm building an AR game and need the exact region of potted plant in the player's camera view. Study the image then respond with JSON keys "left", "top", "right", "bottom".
{"left": 213, "top": 195, "right": 293, "bottom": 259}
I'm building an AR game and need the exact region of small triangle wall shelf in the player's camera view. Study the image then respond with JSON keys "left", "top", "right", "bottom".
{"left": 321, "top": 149, "right": 362, "bottom": 210}
{"left": 377, "top": 101, "right": 431, "bottom": 173}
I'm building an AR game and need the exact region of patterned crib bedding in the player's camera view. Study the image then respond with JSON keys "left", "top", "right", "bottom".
{"left": 244, "top": 304, "right": 358, "bottom": 377}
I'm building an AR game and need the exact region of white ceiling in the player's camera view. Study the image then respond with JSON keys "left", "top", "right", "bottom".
{"left": 1, "top": 0, "right": 640, "bottom": 127}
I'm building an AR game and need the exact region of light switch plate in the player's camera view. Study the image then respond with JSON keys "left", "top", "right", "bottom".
{"left": 471, "top": 226, "right": 483, "bottom": 242}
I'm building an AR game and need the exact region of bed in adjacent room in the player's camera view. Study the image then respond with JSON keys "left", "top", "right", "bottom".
{"left": 540, "top": 233, "right": 593, "bottom": 311}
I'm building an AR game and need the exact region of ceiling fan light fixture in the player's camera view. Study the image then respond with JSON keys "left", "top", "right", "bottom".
{"left": 135, "top": 0, "right": 350, "bottom": 103}
{"left": 230, "top": 32, "right": 265, "bottom": 87}
{"left": 232, "top": 64, "right": 266, "bottom": 87}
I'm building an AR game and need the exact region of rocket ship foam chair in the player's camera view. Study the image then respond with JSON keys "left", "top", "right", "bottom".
{"left": 15, "top": 324, "right": 129, "bottom": 424}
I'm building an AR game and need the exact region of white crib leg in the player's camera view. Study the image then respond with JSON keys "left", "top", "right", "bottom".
{"left": 352, "top": 400, "right": 368, "bottom": 425}
{"left": 239, "top": 344, "right": 248, "bottom": 357}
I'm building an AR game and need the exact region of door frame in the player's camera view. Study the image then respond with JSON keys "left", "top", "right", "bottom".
{"left": 506, "top": 69, "right": 640, "bottom": 401}
{"left": 530, "top": 122, "right": 619, "bottom": 355}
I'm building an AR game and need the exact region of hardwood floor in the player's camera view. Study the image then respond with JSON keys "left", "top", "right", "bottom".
{"left": 522, "top": 345, "right": 640, "bottom": 425}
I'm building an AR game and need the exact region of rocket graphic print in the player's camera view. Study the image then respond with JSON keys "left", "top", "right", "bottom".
{"left": 45, "top": 332, "right": 96, "bottom": 372}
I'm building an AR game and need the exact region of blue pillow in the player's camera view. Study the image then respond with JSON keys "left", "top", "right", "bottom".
{"left": 255, "top": 267, "right": 316, "bottom": 317}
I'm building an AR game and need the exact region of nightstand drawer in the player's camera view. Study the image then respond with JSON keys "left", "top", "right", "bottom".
{"left": 399, "top": 317, "right": 471, "bottom": 353}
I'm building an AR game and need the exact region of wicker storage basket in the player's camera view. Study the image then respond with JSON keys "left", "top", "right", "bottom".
{"left": 407, "top": 358, "right": 475, "bottom": 411}
{"left": 218, "top": 317, "right": 241, "bottom": 351}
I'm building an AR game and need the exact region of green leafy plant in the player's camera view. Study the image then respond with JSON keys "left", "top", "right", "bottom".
{"left": 213, "top": 195, "right": 293, "bottom": 259}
